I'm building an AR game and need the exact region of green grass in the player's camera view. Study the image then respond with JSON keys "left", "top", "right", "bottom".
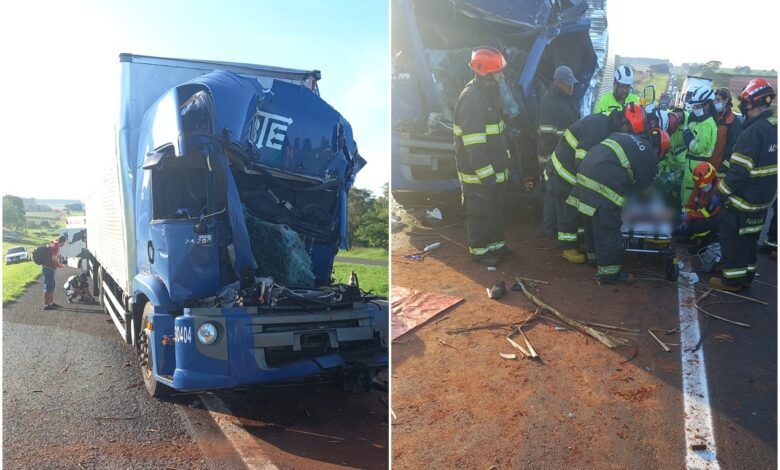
{"left": 338, "top": 247, "right": 388, "bottom": 261}
{"left": 332, "top": 262, "right": 388, "bottom": 298}
{"left": 3, "top": 226, "right": 62, "bottom": 304}
{"left": 634, "top": 72, "right": 669, "bottom": 104}
{"left": 3, "top": 260, "right": 41, "bottom": 304}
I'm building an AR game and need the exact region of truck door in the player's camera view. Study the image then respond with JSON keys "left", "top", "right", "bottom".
{"left": 148, "top": 152, "right": 222, "bottom": 302}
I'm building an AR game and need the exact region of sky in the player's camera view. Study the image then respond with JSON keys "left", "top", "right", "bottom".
{"left": 0, "top": 0, "right": 389, "bottom": 200}
{"left": 609, "top": 0, "right": 779, "bottom": 71}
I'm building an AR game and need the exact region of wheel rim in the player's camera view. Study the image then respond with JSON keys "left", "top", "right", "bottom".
{"left": 139, "top": 326, "right": 153, "bottom": 380}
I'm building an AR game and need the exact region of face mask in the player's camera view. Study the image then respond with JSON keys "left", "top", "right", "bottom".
{"left": 701, "top": 183, "right": 713, "bottom": 192}
{"left": 714, "top": 102, "right": 724, "bottom": 112}
{"left": 693, "top": 107, "right": 705, "bottom": 117}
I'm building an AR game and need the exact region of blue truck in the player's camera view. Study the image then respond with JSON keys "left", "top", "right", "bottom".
{"left": 391, "top": 0, "right": 607, "bottom": 210}
{"left": 86, "top": 54, "right": 386, "bottom": 397}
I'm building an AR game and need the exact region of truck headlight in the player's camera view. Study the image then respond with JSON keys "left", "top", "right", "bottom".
{"left": 197, "top": 323, "right": 218, "bottom": 345}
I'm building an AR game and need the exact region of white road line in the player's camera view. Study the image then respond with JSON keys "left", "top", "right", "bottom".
{"left": 199, "top": 392, "right": 279, "bottom": 470}
{"left": 678, "top": 252, "right": 720, "bottom": 470}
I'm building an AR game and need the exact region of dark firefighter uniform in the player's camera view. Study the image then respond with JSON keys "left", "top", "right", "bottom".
{"left": 453, "top": 79, "right": 511, "bottom": 257}
{"left": 537, "top": 86, "right": 580, "bottom": 235}
{"left": 550, "top": 112, "right": 613, "bottom": 250}
{"left": 566, "top": 132, "right": 657, "bottom": 276}
{"left": 716, "top": 111, "right": 777, "bottom": 286}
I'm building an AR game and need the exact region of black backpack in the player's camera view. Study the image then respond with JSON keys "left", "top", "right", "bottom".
{"left": 32, "top": 245, "right": 51, "bottom": 265}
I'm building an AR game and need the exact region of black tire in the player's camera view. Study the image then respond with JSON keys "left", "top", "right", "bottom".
{"left": 139, "top": 303, "right": 171, "bottom": 398}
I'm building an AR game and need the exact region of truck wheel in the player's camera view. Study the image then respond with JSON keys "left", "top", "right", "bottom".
{"left": 139, "top": 303, "right": 171, "bottom": 398}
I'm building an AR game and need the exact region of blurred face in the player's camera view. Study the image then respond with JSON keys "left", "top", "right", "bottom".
{"left": 489, "top": 70, "right": 505, "bottom": 84}
{"left": 614, "top": 82, "right": 630, "bottom": 102}
{"left": 714, "top": 94, "right": 728, "bottom": 113}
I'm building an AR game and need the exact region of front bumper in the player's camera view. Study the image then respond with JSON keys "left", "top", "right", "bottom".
{"left": 150, "top": 302, "right": 387, "bottom": 391}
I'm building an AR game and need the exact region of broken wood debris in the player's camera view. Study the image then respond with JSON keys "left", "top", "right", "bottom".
{"left": 619, "top": 346, "right": 638, "bottom": 364}
{"left": 515, "top": 280, "right": 624, "bottom": 349}
{"left": 517, "top": 329, "right": 539, "bottom": 358}
{"left": 648, "top": 329, "right": 672, "bottom": 352}
{"left": 506, "top": 337, "right": 531, "bottom": 358}
{"left": 499, "top": 353, "right": 517, "bottom": 360}
{"left": 437, "top": 338, "right": 458, "bottom": 350}
{"left": 694, "top": 305, "right": 751, "bottom": 328}
{"left": 580, "top": 321, "right": 640, "bottom": 333}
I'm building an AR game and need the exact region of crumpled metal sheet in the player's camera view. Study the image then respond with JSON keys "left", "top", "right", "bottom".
{"left": 391, "top": 285, "right": 464, "bottom": 341}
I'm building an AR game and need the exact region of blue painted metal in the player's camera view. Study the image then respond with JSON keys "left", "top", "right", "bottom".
{"left": 119, "top": 56, "right": 382, "bottom": 392}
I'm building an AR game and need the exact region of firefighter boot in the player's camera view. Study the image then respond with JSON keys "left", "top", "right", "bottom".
{"left": 561, "top": 249, "right": 586, "bottom": 264}
{"left": 597, "top": 271, "right": 634, "bottom": 285}
{"left": 708, "top": 277, "right": 742, "bottom": 292}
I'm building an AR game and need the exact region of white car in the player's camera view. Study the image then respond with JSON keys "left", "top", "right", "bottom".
{"left": 5, "top": 246, "right": 30, "bottom": 264}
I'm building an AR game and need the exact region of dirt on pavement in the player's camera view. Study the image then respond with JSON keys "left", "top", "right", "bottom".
{"left": 390, "top": 210, "right": 776, "bottom": 469}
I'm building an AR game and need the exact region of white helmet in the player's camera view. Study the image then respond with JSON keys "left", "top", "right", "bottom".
{"left": 653, "top": 109, "right": 670, "bottom": 132}
{"left": 614, "top": 65, "right": 633, "bottom": 85}
{"left": 688, "top": 86, "right": 715, "bottom": 105}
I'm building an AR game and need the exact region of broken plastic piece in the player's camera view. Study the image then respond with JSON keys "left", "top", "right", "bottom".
{"left": 499, "top": 353, "right": 517, "bottom": 360}
{"left": 487, "top": 281, "right": 506, "bottom": 300}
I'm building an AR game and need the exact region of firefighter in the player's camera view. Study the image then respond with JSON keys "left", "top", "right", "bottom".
{"left": 453, "top": 47, "right": 512, "bottom": 265}
{"left": 710, "top": 78, "right": 777, "bottom": 291}
{"left": 594, "top": 65, "right": 641, "bottom": 114}
{"left": 711, "top": 87, "right": 743, "bottom": 173}
{"left": 537, "top": 65, "right": 581, "bottom": 238}
{"left": 551, "top": 103, "right": 647, "bottom": 264}
{"left": 680, "top": 86, "right": 718, "bottom": 206}
{"left": 567, "top": 128, "right": 670, "bottom": 284}
{"left": 678, "top": 162, "right": 721, "bottom": 245}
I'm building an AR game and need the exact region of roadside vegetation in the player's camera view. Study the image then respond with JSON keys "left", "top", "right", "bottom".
{"left": 332, "top": 262, "right": 388, "bottom": 298}
{"left": 3, "top": 194, "right": 69, "bottom": 304}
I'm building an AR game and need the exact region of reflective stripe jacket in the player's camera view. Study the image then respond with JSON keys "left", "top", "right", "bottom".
{"left": 713, "top": 109, "right": 743, "bottom": 171}
{"left": 566, "top": 132, "right": 657, "bottom": 215}
{"left": 537, "top": 86, "right": 580, "bottom": 159}
{"left": 687, "top": 115, "right": 717, "bottom": 160}
{"left": 550, "top": 112, "right": 613, "bottom": 185}
{"left": 453, "top": 79, "right": 510, "bottom": 184}
{"left": 593, "top": 91, "right": 640, "bottom": 115}
{"left": 717, "top": 110, "right": 777, "bottom": 212}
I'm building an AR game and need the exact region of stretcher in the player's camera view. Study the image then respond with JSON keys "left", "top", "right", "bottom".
{"left": 621, "top": 194, "right": 679, "bottom": 280}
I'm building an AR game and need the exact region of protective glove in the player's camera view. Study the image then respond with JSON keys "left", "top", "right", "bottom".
{"left": 682, "top": 129, "right": 694, "bottom": 147}
{"left": 708, "top": 193, "right": 721, "bottom": 210}
{"left": 481, "top": 174, "right": 498, "bottom": 186}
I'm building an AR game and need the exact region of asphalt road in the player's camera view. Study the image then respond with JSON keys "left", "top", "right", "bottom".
{"left": 3, "top": 266, "right": 388, "bottom": 469}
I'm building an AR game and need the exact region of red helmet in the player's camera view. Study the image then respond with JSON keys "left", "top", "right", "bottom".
{"left": 469, "top": 47, "right": 507, "bottom": 77}
{"left": 649, "top": 128, "right": 670, "bottom": 159}
{"left": 693, "top": 162, "right": 716, "bottom": 187}
{"left": 667, "top": 111, "right": 679, "bottom": 134}
{"left": 623, "top": 102, "right": 646, "bottom": 134}
{"left": 739, "top": 78, "right": 775, "bottom": 108}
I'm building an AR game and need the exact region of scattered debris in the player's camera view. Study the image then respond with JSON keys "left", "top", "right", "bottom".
{"left": 447, "top": 321, "right": 524, "bottom": 335}
{"left": 690, "top": 443, "right": 707, "bottom": 451}
{"left": 565, "top": 412, "right": 576, "bottom": 419}
{"left": 59, "top": 364, "right": 69, "bottom": 374}
{"left": 487, "top": 266, "right": 497, "bottom": 272}
{"left": 648, "top": 329, "right": 672, "bottom": 352}
{"left": 487, "top": 281, "right": 506, "bottom": 300}
{"left": 517, "top": 329, "right": 539, "bottom": 358}
{"left": 425, "top": 208, "right": 443, "bottom": 221}
{"left": 95, "top": 415, "right": 139, "bottom": 420}
{"left": 506, "top": 337, "right": 531, "bottom": 358}
{"left": 679, "top": 271, "right": 699, "bottom": 285}
{"left": 438, "top": 338, "right": 458, "bottom": 350}
{"left": 391, "top": 408, "right": 397, "bottom": 420}
{"left": 423, "top": 242, "right": 442, "bottom": 252}
{"left": 514, "top": 280, "right": 625, "bottom": 349}
{"left": 619, "top": 347, "right": 639, "bottom": 364}
{"left": 499, "top": 353, "right": 517, "bottom": 360}
{"left": 707, "top": 286, "right": 768, "bottom": 306}
{"left": 580, "top": 321, "right": 640, "bottom": 333}
{"left": 713, "top": 333, "right": 734, "bottom": 343}
{"left": 554, "top": 327, "right": 567, "bottom": 332}
{"left": 694, "top": 304, "right": 751, "bottom": 328}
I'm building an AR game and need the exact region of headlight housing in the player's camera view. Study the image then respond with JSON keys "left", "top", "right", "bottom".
{"left": 197, "top": 322, "right": 218, "bottom": 345}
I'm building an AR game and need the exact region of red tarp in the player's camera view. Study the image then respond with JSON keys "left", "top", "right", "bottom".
{"left": 391, "top": 285, "right": 464, "bottom": 341}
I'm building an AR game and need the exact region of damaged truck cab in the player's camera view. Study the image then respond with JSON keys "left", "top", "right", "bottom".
{"left": 87, "top": 54, "right": 386, "bottom": 397}
{"left": 391, "top": 0, "right": 606, "bottom": 209}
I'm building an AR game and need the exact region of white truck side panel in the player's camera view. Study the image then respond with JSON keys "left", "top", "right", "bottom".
{"left": 86, "top": 158, "right": 129, "bottom": 293}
